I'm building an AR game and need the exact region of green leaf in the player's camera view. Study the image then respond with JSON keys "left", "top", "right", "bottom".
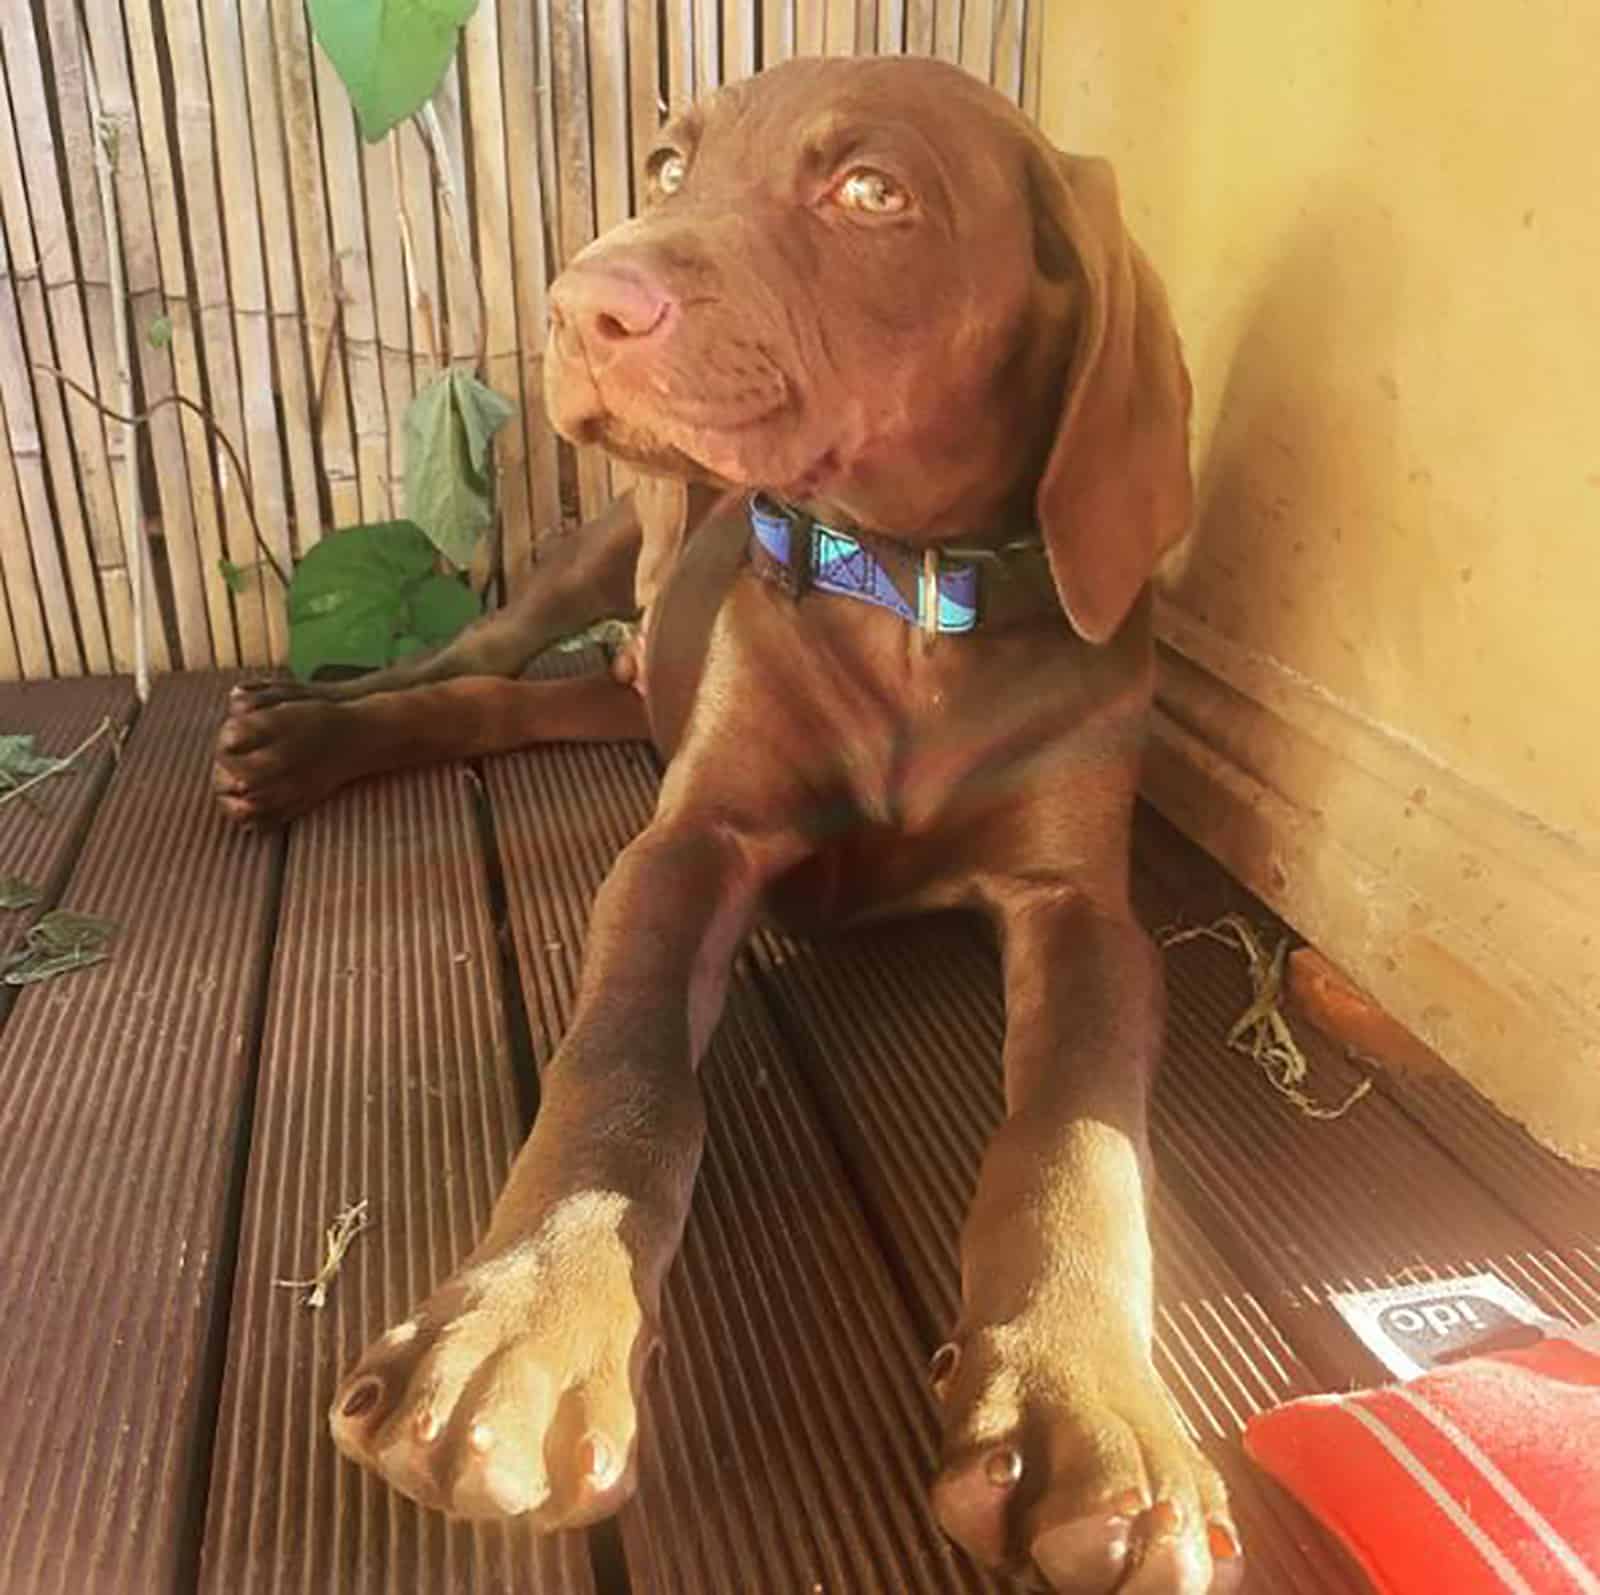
{"left": 306, "top": 0, "right": 478, "bottom": 141}
{"left": 0, "top": 733, "right": 71, "bottom": 792}
{"left": 218, "top": 557, "right": 251, "bottom": 594}
{"left": 146, "top": 314, "right": 173, "bottom": 350}
{"left": 408, "top": 571, "right": 480, "bottom": 645}
{"left": 2, "top": 908, "right": 117, "bottom": 986}
{"left": 286, "top": 520, "right": 480, "bottom": 681}
{"left": 404, "top": 369, "right": 513, "bottom": 568}
{"left": 452, "top": 370, "right": 515, "bottom": 473}
{"left": 0, "top": 876, "right": 41, "bottom": 910}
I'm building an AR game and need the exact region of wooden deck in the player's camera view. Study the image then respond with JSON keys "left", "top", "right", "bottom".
{"left": 2, "top": 672, "right": 1597, "bottom": 1595}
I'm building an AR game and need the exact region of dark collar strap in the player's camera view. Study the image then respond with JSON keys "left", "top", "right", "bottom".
{"left": 746, "top": 493, "right": 1058, "bottom": 635}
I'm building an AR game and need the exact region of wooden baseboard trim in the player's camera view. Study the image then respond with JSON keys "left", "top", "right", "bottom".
{"left": 1145, "top": 600, "right": 1600, "bottom": 1167}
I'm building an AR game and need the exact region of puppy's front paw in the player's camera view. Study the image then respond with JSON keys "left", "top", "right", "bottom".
{"left": 928, "top": 1326, "right": 1243, "bottom": 1593}
{"left": 329, "top": 1192, "right": 657, "bottom": 1527}
{"left": 212, "top": 687, "right": 353, "bottom": 827}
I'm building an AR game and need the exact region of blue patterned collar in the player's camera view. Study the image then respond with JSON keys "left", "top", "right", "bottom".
{"left": 746, "top": 493, "right": 1049, "bottom": 636}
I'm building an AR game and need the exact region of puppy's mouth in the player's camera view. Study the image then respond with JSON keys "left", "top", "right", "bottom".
{"left": 548, "top": 335, "right": 833, "bottom": 490}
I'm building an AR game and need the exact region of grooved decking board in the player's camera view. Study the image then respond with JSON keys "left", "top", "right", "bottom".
{"left": 1130, "top": 808, "right": 1600, "bottom": 1387}
{"left": 0, "top": 676, "right": 135, "bottom": 996}
{"left": 485, "top": 738, "right": 1006, "bottom": 1593}
{"left": 1378, "top": 1072, "right": 1600, "bottom": 1244}
{"left": 198, "top": 762, "right": 593, "bottom": 1595}
{"left": 749, "top": 919, "right": 1367, "bottom": 1595}
{"left": 0, "top": 674, "right": 281, "bottom": 1595}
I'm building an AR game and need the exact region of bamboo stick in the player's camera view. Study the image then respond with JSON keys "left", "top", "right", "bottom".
{"left": 239, "top": 0, "right": 322, "bottom": 564}
{"left": 961, "top": 0, "right": 996, "bottom": 82}
{"left": 796, "top": 0, "right": 825, "bottom": 58}
{"left": 724, "top": 0, "right": 757, "bottom": 79}
{"left": 0, "top": 264, "right": 81, "bottom": 675}
{"left": 0, "top": 4, "right": 116, "bottom": 673}
{"left": 932, "top": 0, "right": 961, "bottom": 63}
{"left": 823, "top": 0, "right": 853, "bottom": 55}
{"left": 360, "top": 128, "right": 416, "bottom": 516}
{"left": 313, "top": 41, "right": 390, "bottom": 524}
{"left": 82, "top": 25, "right": 149, "bottom": 697}
{"left": 1022, "top": 0, "right": 1044, "bottom": 120}
{"left": 159, "top": 0, "right": 270, "bottom": 661}
{"left": 397, "top": 119, "right": 442, "bottom": 392}
{"left": 203, "top": 0, "right": 295, "bottom": 664}
{"left": 590, "top": 0, "right": 632, "bottom": 229}
{"left": 665, "top": 0, "right": 696, "bottom": 109}
{"left": 0, "top": 7, "right": 112, "bottom": 665}
{"left": 991, "top": 0, "right": 1021, "bottom": 99}
{"left": 906, "top": 0, "right": 935, "bottom": 55}
{"left": 627, "top": 0, "right": 665, "bottom": 178}
{"left": 40, "top": 0, "right": 129, "bottom": 546}
{"left": 694, "top": 0, "right": 721, "bottom": 88}
{"left": 0, "top": 331, "right": 53, "bottom": 677}
{"left": 461, "top": 0, "right": 530, "bottom": 589}
{"left": 502, "top": 0, "right": 564, "bottom": 589}
{"left": 272, "top": 0, "right": 361, "bottom": 537}
{"left": 422, "top": 84, "right": 481, "bottom": 365}
{"left": 762, "top": 0, "right": 794, "bottom": 66}
{"left": 878, "top": 0, "right": 906, "bottom": 53}
{"left": 589, "top": 0, "right": 636, "bottom": 503}
{"left": 0, "top": 569, "right": 22, "bottom": 683}
{"left": 855, "top": 0, "right": 880, "bottom": 54}
{"left": 120, "top": 0, "right": 236, "bottom": 661}
{"left": 82, "top": 0, "right": 201, "bottom": 668}
{"left": 549, "top": 0, "right": 610, "bottom": 521}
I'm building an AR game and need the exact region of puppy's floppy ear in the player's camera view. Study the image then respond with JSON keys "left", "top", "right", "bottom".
{"left": 1030, "top": 150, "right": 1193, "bottom": 644}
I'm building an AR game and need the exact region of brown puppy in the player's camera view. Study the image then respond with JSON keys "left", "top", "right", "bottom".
{"left": 229, "top": 56, "right": 1238, "bottom": 1594}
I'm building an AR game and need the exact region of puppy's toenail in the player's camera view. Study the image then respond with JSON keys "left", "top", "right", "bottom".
{"left": 1147, "top": 1499, "right": 1182, "bottom": 1538}
{"left": 927, "top": 1342, "right": 960, "bottom": 1395}
{"left": 384, "top": 1320, "right": 418, "bottom": 1346}
{"left": 415, "top": 1410, "right": 441, "bottom": 1443}
{"left": 985, "top": 1447, "right": 1023, "bottom": 1489}
{"left": 341, "top": 1381, "right": 381, "bottom": 1418}
{"left": 1208, "top": 1521, "right": 1241, "bottom": 1560}
{"left": 580, "top": 1432, "right": 617, "bottom": 1487}
{"left": 469, "top": 1422, "right": 495, "bottom": 1453}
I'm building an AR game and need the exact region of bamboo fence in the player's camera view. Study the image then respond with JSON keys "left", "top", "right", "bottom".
{"left": 0, "top": 0, "right": 1045, "bottom": 679}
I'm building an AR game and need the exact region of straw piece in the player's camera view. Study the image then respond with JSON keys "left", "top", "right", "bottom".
{"left": 1158, "top": 914, "right": 1375, "bottom": 1121}
{"left": 275, "top": 1199, "right": 373, "bottom": 1311}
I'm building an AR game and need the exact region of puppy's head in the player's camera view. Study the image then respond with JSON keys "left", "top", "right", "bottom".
{"left": 545, "top": 56, "right": 1191, "bottom": 641}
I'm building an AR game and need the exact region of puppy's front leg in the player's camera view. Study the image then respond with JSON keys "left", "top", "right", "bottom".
{"left": 932, "top": 889, "right": 1244, "bottom": 1595}
{"left": 330, "top": 794, "right": 801, "bottom": 1527}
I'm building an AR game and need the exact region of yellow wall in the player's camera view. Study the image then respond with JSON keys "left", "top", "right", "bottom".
{"left": 1040, "top": 2, "right": 1600, "bottom": 1160}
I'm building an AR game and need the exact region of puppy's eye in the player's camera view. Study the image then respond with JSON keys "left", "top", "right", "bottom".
{"left": 835, "top": 168, "right": 909, "bottom": 215}
{"left": 649, "top": 150, "right": 688, "bottom": 196}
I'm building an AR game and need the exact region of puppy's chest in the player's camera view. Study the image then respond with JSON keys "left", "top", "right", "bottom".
{"left": 760, "top": 599, "right": 1110, "bottom": 831}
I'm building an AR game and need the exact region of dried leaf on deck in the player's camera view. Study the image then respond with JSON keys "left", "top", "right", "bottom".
{"left": 2, "top": 910, "right": 119, "bottom": 986}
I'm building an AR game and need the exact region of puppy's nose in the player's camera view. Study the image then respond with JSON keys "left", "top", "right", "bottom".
{"left": 548, "top": 261, "right": 672, "bottom": 351}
